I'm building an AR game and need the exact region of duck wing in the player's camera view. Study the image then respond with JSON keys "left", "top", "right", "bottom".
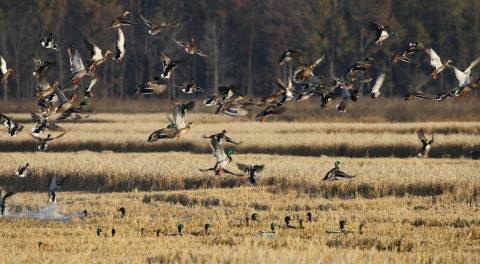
{"left": 0, "top": 55, "right": 7, "bottom": 74}
{"left": 173, "top": 38, "right": 187, "bottom": 48}
{"left": 210, "top": 138, "right": 227, "bottom": 161}
{"left": 425, "top": 47, "right": 442, "bottom": 69}
{"left": 464, "top": 56, "right": 480, "bottom": 75}
{"left": 450, "top": 66, "right": 470, "bottom": 87}
{"left": 68, "top": 45, "right": 85, "bottom": 73}
{"left": 84, "top": 39, "right": 103, "bottom": 62}
{"left": 417, "top": 129, "right": 427, "bottom": 146}
{"left": 370, "top": 73, "right": 386, "bottom": 95}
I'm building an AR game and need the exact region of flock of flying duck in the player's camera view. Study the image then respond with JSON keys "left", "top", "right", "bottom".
{"left": 0, "top": 17, "right": 480, "bottom": 214}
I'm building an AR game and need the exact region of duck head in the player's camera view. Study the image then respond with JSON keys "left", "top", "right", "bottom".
{"left": 226, "top": 150, "right": 236, "bottom": 156}
{"left": 364, "top": 57, "right": 374, "bottom": 62}
{"left": 97, "top": 228, "right": 102, "bottom": 237}
{"left": 252, "top": 213, "right": 258, "bottom": 221}
{"left": 205, "top": 223, "right": 211, "bottom": 234}
{"left": 178, "top": 224, "right": 184, "bottom": 234}
{"left": 339, "top": 220, "right": 347, "bottom": 230}
{"left": 271, "top": 222, "right": 276, "bottom": 232}
{"left": 335, "top": 161, "right": 340, "bottom": 168}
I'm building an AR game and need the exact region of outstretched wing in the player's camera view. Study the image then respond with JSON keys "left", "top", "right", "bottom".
{"left": 140, "top": 15, "right": 154, "bottom": 28}
{"left": 425, "top": 47, "right": 442, "bottom": 69}
{"left": 210, "top": 138, "right": 227, "bottom": 161}
{"left": 0, "top": 55, "right": 7, "bottom": 74}
{"left": 417, "top": 129, "right": 427, "bottom": 146}
{"left": 157, "top": 51, "right": 170, "bottom": 67}
{"left": 84, "top": 39, "right": 102, "bottom": 62}
{"left": 370, "top": 73, "right": 386, "bottom": 94}
{"left": 173, "top": 38, "right": 187, "bottom": 48}
{"left": 68, "top": 45, "right": 85, "bottom": 73}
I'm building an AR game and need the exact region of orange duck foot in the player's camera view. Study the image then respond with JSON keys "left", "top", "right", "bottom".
{"left": 433, "top": 74, "right": 437, "bottom": 80}
{"left": 349, "top": 72, "right": 354, "bottom": 77}
{"left": 260, "top": 118, "right": 265, "bottom": 123}
{"left": 72, "top": 79, "right": 78, "bottom": 84}
{"left": 217, "top": 168, "right": 223, "bottom": 176}
{"left": 380, "top": 41, "right": 383, "bottom": 46}
{"left": 176, "top": 135, "right": 181, "bottom": 140}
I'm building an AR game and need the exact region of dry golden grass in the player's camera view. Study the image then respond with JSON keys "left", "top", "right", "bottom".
{"left": 1, "top": 113, "right": 480, "bottom": 263}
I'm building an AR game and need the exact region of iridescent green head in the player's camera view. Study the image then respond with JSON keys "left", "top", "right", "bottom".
{"left": 271, "top": 222, "right": 276, "bottom": 231}
{"left": 365, "top": 57, "right": 374, "bottom": 62}
{"left": 335, "top": 161, "right": 340, "bottom": 168}
{"left": 80, "top": 101, "right": 90, "bottom": 106}
{"left": 390, "top": 31, "right": 396, "bottom": 35}
{"left": 97, "top": 228, "right": 102, "bottom": 236}
{"left": 205, "top": 223, "right": 211, "bottom": 232}
{"left": 252, "top": 213, "right": 258, "bottom": 221}
{"left": 339, "top": 220, "right": 347, "bottom": 230}
{"left": 167, "top": 123, "right": 175, "bottom": 129}
{"left": 452, "top": 86, "right": 459, "bottom": 91}
{"left": 178, "top": 224, "right": 184, "bottom": 234}
{"left": 227, "top": 150, "right": 235, "bottom": 156}
{"left": 416, "top": 41, "right": 422, "bottom": 45}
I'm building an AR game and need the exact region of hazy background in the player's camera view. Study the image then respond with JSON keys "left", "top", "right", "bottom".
{"left": 0, "top": 0, "right": 479, "bottom": 101}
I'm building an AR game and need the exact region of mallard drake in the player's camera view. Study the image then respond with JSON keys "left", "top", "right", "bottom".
{"left": 370, "top": 22, "right": 396, "bottom": 46}
{"left": 157, "top": 51, "right": 185, "bottom": 79}
{"left": 140, "top": 15, "right": 179, "bottom": 35}
{"left": 320, "top": 92, "right": 340, "bottom": 110}
{"left": 346, "top": 57, "right": 374, "bottom": 77}
{"left": 39, "top": 33, "right": 57, "bottom": 50}
{"left": 30, "top": 111, "right": 62, "bottom": 137}
{"left": 173, "top": 38, "right": 207, "bottom": 56}
{"left": 458, "top": 77, "right": 480, "bottom": 97}
{"left": 47, "top": 174, "right": 68, "bottom": 203}
{"left": 336, "top": 79, "right": 361, "bottom": 112}
{"left": 54, "top": 86, "right": 78, "bottom": 113}
{"left": 367, "top": 72, "right": 386, "bottom": 99}
{"left": 278, "top": 49, "right": 304, "bottom": 65}
{"left": 322, "top": 161, "right": 356, "bottom": 181}
{"left": 203, "top": 93, "right": 222, "bottom": 106}
{"left": 237, "top": 163, "right": 264, "bottom": 185}
{"left": 56, "top": 101, "right": 91, "bottom": 120}
{"left": 84, "top": 39, "right": 112, "bottom": 72}
{"left": 175, "top": 77, "right": 204, "bottom": 93}
{"left": 112, "top": 29, "right": 126, "bottom": 62}
{"left": 118, "top": 207, "right": 126, "bottom": 218}
{"left": 467, "top": 150, "right": 480, "bottom": 161}
{"left": 83, "top": 77, "right": 97, "bottom": 99}
{"left": 391, "top": 52, "right": 411, "bottom": 63}
{"left": 0, "top": 55, "right": 13, "bottom": 84}
{"left": 276, "top": 77, "right": 296, "bottom": 105}
{"left": 256, "top": 104, "right": 287, "bottom": 123}
{"left": 0, "top": 113, "right": 24, "bottom": 137}
{"left": 215, "top": 95, "right": 249, "bottom": 116}
{"left": 449, "top": 56, "right": 480, "bottom": 97}
{"left": 67, "top": 45, "right": 89, "bottom": 83}
{"left": 110, "top": 11, "right": 138, "bottom": 27}
{"left": 97, "top": 228, "right": 102, "bottom": 237}
{"left": 425, "top": 47, "right": 452, "bottom": 80}
{"left": 404, "top": 90, "right": 429, "bottom": 101}
{"left": 400, "top": 42, "right": 426, "bottom": 59}
{"left": 218, "top": 85, "right": 240, "bottom": 101}
{"left": 0, "top": 191, "right": 15, "bottom": 215}
{"left": 34, "top": 75, "right": 59, "bottom": 99}
{"left": 326, "top": 220, "right": 352, "bottom": 234}
{"left": 134, "top": 76, "right": 168, "bottom": 96}
{"left": 202, "top": 138, "right": 236, "bottom": 176}
{"left": 30, "top": 132, "right": 65, "bottom": 151}
{"left": 417, "top": 129, "right": 434, "bottom": 158}
{"left": 190, "top": 224, "right": 211, "bottom": 236}
{"left": 165, "top": 224, "right": 184, "bottom": 236}
{"left": 435, "top": 87, "right": 459, "bottom": 101}
{"left": 203, "top": 130, "right": 241, "bottom": 145}
{"left": 259, "top": 223, "right": 276, "bottom": 238}
{"left": 256, "top": 89, "right": 283, "bottom": 106}
{"left": 293, "top": 54, "right": 325, "bottom": 83}
{"left": 15, "top": 163, "right": 29, "bottom": 178}
{"left": 32, "top": 54, "right": 56, "bottom": 80}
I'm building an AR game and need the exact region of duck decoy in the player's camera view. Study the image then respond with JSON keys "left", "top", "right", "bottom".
{"left": 322, "top": 161, "right": 356, "bottom": 181}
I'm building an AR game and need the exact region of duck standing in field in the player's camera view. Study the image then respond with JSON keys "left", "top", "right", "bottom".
{"left": 326, "top": 220, "right": 352, "bottom": 234}
{"left": 0, "top": 190, "right": 15, "bottom": 215}
{"left": 140, "top": 15, "right": 179, "bottom": 35}
{"left": 16, "top": 163, "right": 29, "bottom": 178}
{"left": 29, "top": 132, "right": 65, "bottom": 151}
{"left": 39, "top": 33, "right": 57, "bottom": 50}
{"left": 1, "top": 113, "right": 24, "bottom": 137}
{"left": 133, "top": 76, "right": 168, "bottom": 96}
{"left": 346, "top": 57, "right": 374, "bottom": 77}
{"left": 112, "top": 28, "right": 126, "bottom": 62}
{"left": 175, "top": 77, "right": 204, "bottom": 93}
{"left": 173, "top": 38, "right": 207, "bottom": 56}
{"left": 0, "top": 55, "right": 14, "bottom": 84}
{"left": 370, "top": 22, "right": 396, "bottom": 46}
{"left": 110, "top": 11, "right": 138, "bottom": 27}
{"left": 417, "top": 129, "right": 434, "bottom": 158}
{"left": 30, "top": 111, "right": 62, "bottom": 137}
{"left": 202, "top": 130, "right": 241, "bottom": 145}
{"left": 404, "top": 90, "right": 429, "bottom": 101}
{"left": 157, "top": 51, "right": 185, "bottom": 79}
{"left": 322, "top": 161, "right": 356, "bottom": 181}
{"left": 278, "top": 49, "right": 304, "bottom": 65}
{"left": 237, "top": 163, "right": 265, "bottom": 185}
{"left": 200, "top": 138, "right": 237, "bottom": 176}
{"left": 425, "top": 47, "right": 452, "bottom": 80}
{"left": 47, "top": 174, "right": 68, "bottom": 203}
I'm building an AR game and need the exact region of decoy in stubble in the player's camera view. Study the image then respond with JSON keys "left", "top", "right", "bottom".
{"left": 84, "top": 39, "right": 112, "bottom": 72}
{"left": 140, "top": 15, "right": 179, "bottom": 35}
{"left": 190, "top": 224, "right": 211, "bottom": 236}
{"left": 322, "top": 161, "right": 356, "bottom": 181}
{"left": 30, "top": 111, "right": 62, "bottom": 137}
{"left": 175, "top": 77, "right": 204, "bottom": 93}
{"left": 425, "top": 47, "right": 453, "bottom": 80}
{"left": 39, "top": 33, "right": 57, "bottom": 50}
{"left": 202, "top": 130, "right": 241, "bottom": 145}
{"left": 16, "top": 163, "right": 29, "bottom": 178}
{"left": 47, "top": 174, "right": 68, "bottom": 203}
{"left": 326, "top": 220, "right": 353, "bottom": 234}
{"left": 370, "top": 22, "right": 396, "bottom": 46}
{"left": 29, "top": 132, "right": 66, "bottom": 151}
{"left": 112, "top": 29, "right": 126, "bottom": 62}
{"left": 157, "top": 51, "right": 185, "bottom": 79}
{"left": 0, "top": 190, "right": 15, "bottom": 215}
{"left": 258, "top": 223, "right": 276, "bottom": 238}
{"left": 173, "top": 38, "right": 207, "bottom": 56}
{"left": 0, "top": 113, "right": 24, "bottom": 137}
{"left": 237, "top": 163, "right": 265, "bottom": 185}
{"left": 165, "top": 224, "right": 184, "bottom": 236}
{"left": 134, "top": 76, "right": 168, "bottom": 96}
{"left": 118, "top": 207, "right": 126, "bottom": 218}
{"left": 278, "top": 49, "right": 304, "bottom": 65}
{"left": 417, "top": 129, "right": 434, "bottom": 158}
{"left": 110, "top": 11, "right": 138, "bottom": 28}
